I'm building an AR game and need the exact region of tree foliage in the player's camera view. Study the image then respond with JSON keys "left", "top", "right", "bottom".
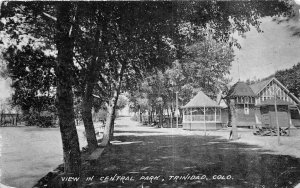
{"left": 4, "top": 46, "right": 55, "bottom": 109}
{"left": 128, "top": 33, "right": 234, "bottom": 124}
{"left": 3, "top": 45, "right": 56, "bottom": 126}
{"left": 275, "top": 62, "right": 300, "bottom": 98}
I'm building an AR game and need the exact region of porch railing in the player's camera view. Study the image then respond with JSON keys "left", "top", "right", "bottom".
{"left": 183, "top": 115, "right": 221, "bottom": 122}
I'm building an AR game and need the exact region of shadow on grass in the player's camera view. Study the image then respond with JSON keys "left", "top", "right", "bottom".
{"left": 82, "top": 130, "right": 300, "bottom": 188}
{"left": 114, "top": 130, "right": 168, "bottom": 134}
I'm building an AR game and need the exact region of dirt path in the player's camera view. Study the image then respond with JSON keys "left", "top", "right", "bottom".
{"left": 81, "top": 117, "right": 300, "bottom": 187}
{"left": 113, "top": 117, "right": 300, "bottom": 159}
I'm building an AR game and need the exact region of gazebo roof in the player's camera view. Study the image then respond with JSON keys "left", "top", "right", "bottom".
{"left": 258, "top": 98, "right": 294, "bottom": 106}
{"left": 226, "top": 81, "right": 256, "bottom": 98}
{"left": 182, "top": 91, "right": 220, "bottom": 108}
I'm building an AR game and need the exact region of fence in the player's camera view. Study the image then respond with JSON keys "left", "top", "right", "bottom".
{"left": 138, "top": 114, "right": 183, "bottom": 127}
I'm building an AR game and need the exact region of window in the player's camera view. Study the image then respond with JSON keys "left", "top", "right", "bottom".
{"left": 244, "top": 96, "right": 249, "bottom": 103}
{"left": 244, "top": 104, "right": 249, "bottom": 115}
{"left": 184, "top": 109, "right": 189, "bottom": 115}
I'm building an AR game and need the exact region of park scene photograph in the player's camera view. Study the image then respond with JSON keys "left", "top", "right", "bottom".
{"left": 1, "top": 1, "right": 300, "bottom": 188}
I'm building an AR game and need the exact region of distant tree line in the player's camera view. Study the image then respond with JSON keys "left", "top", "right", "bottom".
{"left": 275, "top": 62, "right": 300, "bottom": 98}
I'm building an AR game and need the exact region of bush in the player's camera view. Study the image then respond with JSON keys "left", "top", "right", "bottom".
{"left": 26, "top": 112, "right": 55, "bottom": 127}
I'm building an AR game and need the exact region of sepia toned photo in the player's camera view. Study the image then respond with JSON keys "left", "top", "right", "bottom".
{"left": 0, "top": 1, "right": 300, "bottom": 188}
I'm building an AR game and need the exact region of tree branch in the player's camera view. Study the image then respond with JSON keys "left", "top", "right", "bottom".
{"left": 42, "top": 12, "right": 57, "bottom": 22}
{"left": 92, "top": 94, "right": 101, "bottom": 99}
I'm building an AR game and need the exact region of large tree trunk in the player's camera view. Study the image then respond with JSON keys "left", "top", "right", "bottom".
{"left": 226, "top": 99, "right": 232, "bottom": 127}
{"left": 229, "top": 99, "right": 238, "bottom": 140}
{"left": 100, "top": 88, "right": 120, "bottom": 146}
{"left": 82, "top": 95, "right": 98, "bottom": 151}
{"left": 81, "top": 18, "right": 102, "bottom": 152}
{"left": 227, "top": 107, "right": 232, "bottom": 127}
{"left": 99, "top": 64, "right": 125, "bottom": 147}
{"left": 109, "top": 101, "right": 117, "bottom": 138}
{"left": 56, "top": 2, "right": 81, "bottom": 176}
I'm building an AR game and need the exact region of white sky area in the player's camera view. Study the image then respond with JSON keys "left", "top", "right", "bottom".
{"left": 0, "top": 78, "right": 12, "bottom": 100}
{"left": 230, "top": 5, "right": 300, "bottom": 83}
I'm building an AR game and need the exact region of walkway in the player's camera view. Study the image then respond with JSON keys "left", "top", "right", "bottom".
{"left": 82, "top": 117, "right": 300, "bottom": 187}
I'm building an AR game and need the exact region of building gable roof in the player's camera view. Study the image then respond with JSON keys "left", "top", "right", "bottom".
{"left": 250, "top": 77, "right": 300, "bottom": 104}
{"left": 182, "top": 91, "right": 220, "bottom": 108}
{"left": 226, "top": 81, "right": 256, "bottom": 98}
{"left": 249, "top": 77, "right": 272, "bottom": 94}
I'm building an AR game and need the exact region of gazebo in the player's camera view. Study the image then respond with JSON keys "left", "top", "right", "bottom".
{"left": 182, "top": 91, "right": 222, "bottom": 130}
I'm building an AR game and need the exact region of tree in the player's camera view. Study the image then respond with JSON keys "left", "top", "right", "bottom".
{"left": 90, "top": 3, "right": 178, "bottom": 145}
{"left": 3, "top": 45, "right": 56, "bottom": 126}
{"left": 229, "top": 98, "right": 238, "bottom": 140}
{"left": 55, "top": 2, "right": 81, "bottom": 176}
{"left": 1, "top": 2, "right": 82, "bottom": 176}
{"left": 275, "top": 62, "right": 300, "bottom": 98}
{"left": 128, "top": 32, "right": 234, "bottom": 127}
{"left": 75, "top": 3, "right": 102, "bottom": 152}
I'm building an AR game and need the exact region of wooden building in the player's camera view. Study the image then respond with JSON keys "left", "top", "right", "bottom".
{"left": 226, "top": 81, "right": 257, "bottom": 127}
{"left": 250, "top": 77, "right": 300, "bottom": 127}
{"left": 182, "top": 91, "right": 222, "bottom": 130}
{"left": 258, "top": 98, "right": 293, "bottom": 128}
{"left": 226, "top": 77, "right": 300, "bottom": 128}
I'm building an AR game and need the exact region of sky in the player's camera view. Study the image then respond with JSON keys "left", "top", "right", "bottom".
{"left": 0, "top": 3, "right": 300, "bottom": 100}
{"left": 230, "top": 4, "right": 300, "bottom": 83}
{"left": 0, "top": 79, "right": 11, "bottom": 100}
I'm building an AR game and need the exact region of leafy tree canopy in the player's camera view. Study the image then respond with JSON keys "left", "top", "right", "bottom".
{"left": 3, "top": 45, "right": 56, "bottom": 112}
{"left": 275, "top": 62, "right": 300, "bottom": 98}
